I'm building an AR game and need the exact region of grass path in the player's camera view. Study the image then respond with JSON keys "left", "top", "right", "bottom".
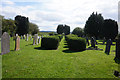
{"left": 2, "top": 37, "right": 119, "bottom": 78}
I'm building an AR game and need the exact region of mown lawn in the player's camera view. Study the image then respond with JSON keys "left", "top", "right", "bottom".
{"left": 2, "top": 37, "right": 119, "bottom": 78}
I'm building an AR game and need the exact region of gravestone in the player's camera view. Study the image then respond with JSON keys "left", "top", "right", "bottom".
{"left": 21, "top": 35, "right": 22, "bottom": 39}
{"left": 103, "top": 37, "right": 106, "bottom": 45}
{"left": 26, "top": 34, "right": 28, "bottom": 41}
{"left": 105, "top": 39, "right": 112, "bottom": 55}
{"left": 1, "top": 32, "right": 10, "bottom": 55}
{"left": 16, "top": 34, "right": 18, "bottom": 36}
{"left": 15, "top": 36, "right": 20, "bottom": 51}
{"left": 91, "top": 37, "right": 95, "bottom": 48}
{"left": 33, "top": 34, "right": 38, "bottom": 45}
{"left": 38, "top": 36, "right": 41, "bottom": 44}
{"left": 116, "top": 35, "right": 120, "bottom": 59}
{"left": 86, "top": 37, "right": 89, "bottom": 46}
{"left": 23, "top": 35, "right": 25, "bottom": 39}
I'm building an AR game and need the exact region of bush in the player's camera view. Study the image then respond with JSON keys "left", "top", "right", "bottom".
{"left": 65, "top": 34, "right": 77, "bottom": 42}
{"left": 41, "top": 36, "right": 59, "bottom": 49}
{"left": 55, "top": 34, "right": 63, "bottom": 41}
{"left": 67, "top": 36, "right": 86, "bottom": 51}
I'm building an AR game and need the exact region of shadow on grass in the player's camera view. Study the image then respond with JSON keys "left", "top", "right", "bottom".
{"left": 25, "top": 44, "right": 33, "bottom": 46}
{"left": 62, "top": 49, "right": 85, "bottom": 53}
{"left": 114, "top": 57, "right": 120, "bottom": 64}
{"left": 64, "top": 45, "right": 68, "bottom": 48}
{"left": 34, "top": 47, "right": 57, "bottom": 50}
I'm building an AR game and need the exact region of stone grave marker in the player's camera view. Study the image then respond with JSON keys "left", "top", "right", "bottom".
{"left": 116, "top": 35, "right": 120, "bottom": 59}
{"left": 91, "top": 37, "right": 95, "bottom": 48}
{"left": 26, "top": 34, "right": 28, "bottom": 41}
{"left": 105, "top": 39, "right": 112, "bottom": 55}
{"left": 38, "top": 36, "right": 41, "bottom": 44}
{"left": 33, "top": 34, "right": 38, "bottom": 45}
{"left": 1, "top": 32, "right": 10, "bottom": 55}
{"left": 15, "top": 36, "right": 20, "bottom": 51}
{"left": 23, "top": 35, "right": 25, "bottom": 39}
{"left": 21, "top": 35, "right": 23, "bottom": 39}
{"left": 86, "top": 37, "right": 89, "bottom": 46}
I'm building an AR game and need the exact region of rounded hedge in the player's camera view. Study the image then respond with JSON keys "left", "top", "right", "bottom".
{"left": 67, "top": 37, "right": 86, "bottom": 51}
{"left": 41, "top": 36, "right": 59, "bottom": 49}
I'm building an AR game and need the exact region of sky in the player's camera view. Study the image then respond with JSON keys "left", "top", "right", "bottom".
{"left": 1, "top": 0, "right": 119, "bottom": 32}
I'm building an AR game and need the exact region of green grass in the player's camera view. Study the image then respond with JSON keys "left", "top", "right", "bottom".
{"left": 2, "top": 37, "right": 119, "bottom": 78}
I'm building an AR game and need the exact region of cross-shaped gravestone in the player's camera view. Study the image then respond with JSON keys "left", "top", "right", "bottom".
{"left": 15, "top": 36, "right": 20, "bottom": 51}
{"left": 105, "top": 39, "right": 112, "bottom": 55}
{"left": 33, "top": 34, "right": 38, "bottom": 45}
{"left": 91, "top": 37, "right": 95, "bottom": 48}
{"left": 1, "top": 32, "right": 10, "bottom": 55}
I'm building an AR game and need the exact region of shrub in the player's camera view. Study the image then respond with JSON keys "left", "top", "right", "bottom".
{"left": 41, "top": 36, "right": 59, "bottom": 49}
{"left": 65, "top": 34, "right": 77, "bottom": 42}
{"left": 67, "top": 37, "right": 86, "bottom": 51}
{"left": 56, "top": 34, "right": 63, "bottom": 41}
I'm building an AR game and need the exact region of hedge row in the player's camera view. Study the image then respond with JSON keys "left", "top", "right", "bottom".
{"left": 41, "top": 35, "right": 63, "bottom": 49}
{"left": 65, "top": 35, "right": 86, "bottom": 51}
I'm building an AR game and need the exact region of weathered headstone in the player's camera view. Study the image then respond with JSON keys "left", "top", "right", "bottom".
{"left": 26, "top": 34, "right": 28, "bottom": 41}
{"left": 15, "top": 36, "right": 20, "bottom": 51}
{"left": 86, "top": 37, "right": 89, "bottom": 46}
{"left": 1, "top": 32, "right": 10, "bottom": 55}
{"left": 33, "top": 34, "right": 38, "bottom": 45}
{"left": 105, "top": 39, "right": 112, "bottom": 55}
{"left": 23, "top": 35, "right": 25, "bottom": 39}
{"left": 103, "top": 37, "right": 106, "bottom": 45}
{"left": 38, "top": 36, "right": 41, "bottom": 44}
{"left": 116, "top": 35, "right": 120, "bottom": 59}
{"left": 21, "top": 35, "right": 23, "bottom": 39}
{"left": 91, "top": 37, "right": 95, "bottom": 48}
{"left": 16, "top": 34, "right": 18, "bottom": 36}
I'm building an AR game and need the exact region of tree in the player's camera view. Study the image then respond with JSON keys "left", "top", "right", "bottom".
{"left": 2, "top": 15, "right": 16, "bottom": 37}
{"left": 29, "top": 22, "right": 39, "bottom": 35}
{"left": 72, "top": 27, "right": 84, "bottom": 37}
{"left": 84, "top": 12, "right": 104, "bottom": 38}
{"left": 57, "top": 24, "right": 64, "bottom": 34}
{"left": 64, "top": 25, "right": 70, "bottom": 35}
{"left": 15, "top": 15, "right": 29, "bottom": 35}
{"left": 101, "top": 19, "right": 118, "bottom": 40}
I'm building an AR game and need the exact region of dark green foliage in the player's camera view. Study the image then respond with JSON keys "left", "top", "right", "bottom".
{"left": 15, "top": 15, "right": 29, "bottom": 35}
{"left": 41, "top": 36, "right": 59, "bottom": 49}
{"left": 64, "top": 25, "right": 70, "bottom": 35}
{"left": 67, "top": 37, "right": 86, "bottom": 51}
{"left": 1, "top": 15, "right": 16, "bottom": 37}
{"left": 101, "top": 19, "right": 118, "bottom": 40}
{"left": 72, "top": 27, "right": 84, "bottom": 37}
{"left": 49, "top": 32, "right": 55, "bottom": 36}
{"left": 57, "top": 24, "right": 64, "bottom": 34}
{"left": 84, "top": 12, "right": 104, "bottom": 38}
{"left": 65, "top": 35, "right": 86, "bottom": 51}
{"left": 55, "top": 34, "right": 63, "bottom": 41}
{"left": 56, "top": 24, "right": 70, "bottom": 35}
{"left": 29, "top": 22, "right": 39, "bottom": 35}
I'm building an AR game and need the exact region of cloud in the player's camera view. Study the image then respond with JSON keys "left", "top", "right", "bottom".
{"left": 1, "top": 0, "right": 119, "bottom": 31}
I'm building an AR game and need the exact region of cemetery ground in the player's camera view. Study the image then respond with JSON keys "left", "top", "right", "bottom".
{"left": 2, "top": 36, "right": 119, "bottom": 78}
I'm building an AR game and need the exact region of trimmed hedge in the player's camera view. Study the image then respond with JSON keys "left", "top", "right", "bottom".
{"left": 66, "top": 35, "right": 86, "bottom": 51}
{"left": 56, "top": 35, "right": 63, "bottom": 41}
{"left": 41, "top": 36, "right": 59, "bottom": 49}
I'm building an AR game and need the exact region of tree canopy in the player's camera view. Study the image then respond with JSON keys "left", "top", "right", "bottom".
{"left": 72, "top": 27, "right": 84, "bottom": 37}
{"left": 101, "top": 19, "right": 118, "bottom": 40}
{"left": 84, "top": 12, "right": 104, "bottom": 38}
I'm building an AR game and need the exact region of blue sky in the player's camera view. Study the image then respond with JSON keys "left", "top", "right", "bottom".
{"left": 1, "top": 0, "right": 119, "bottom": 31}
